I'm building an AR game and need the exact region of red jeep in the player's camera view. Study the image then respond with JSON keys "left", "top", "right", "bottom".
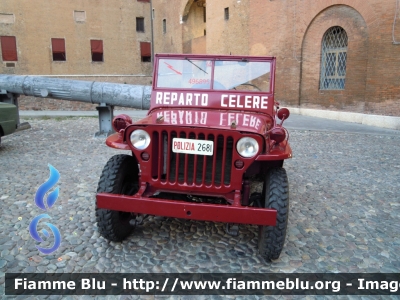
{"left": 96, "top": 54, "right": 292, "bottom": 261}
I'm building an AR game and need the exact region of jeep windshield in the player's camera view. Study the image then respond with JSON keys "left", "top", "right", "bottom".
{"left": 156, "top": 58, "right": 271, "bottom": 92}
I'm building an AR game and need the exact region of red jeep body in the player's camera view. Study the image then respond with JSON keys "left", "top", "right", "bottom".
{"left": 96, "top": 54, "right": 291, "bottom": 260}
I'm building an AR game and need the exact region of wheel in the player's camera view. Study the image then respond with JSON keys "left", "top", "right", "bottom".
{"left": 95, "top": 154, "right": 139, "bottom": 242}
{"left": 258, "top": 167, "right": 289, "bottom": 261}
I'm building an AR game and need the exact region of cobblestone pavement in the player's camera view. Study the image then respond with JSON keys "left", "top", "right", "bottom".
{"left": 0, "top": 117, "right": 399, "bottom": 299}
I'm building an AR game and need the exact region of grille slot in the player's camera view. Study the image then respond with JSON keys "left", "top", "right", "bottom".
{"left": 153, "top": 130, "right": 233, "bottom": 186}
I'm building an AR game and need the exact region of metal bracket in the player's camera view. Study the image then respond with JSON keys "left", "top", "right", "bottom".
{"left": 225, "top": 223, "right": 239, "bottom": 236}
{"left": 95, "top": 103, "right": 115, "bottom": 137}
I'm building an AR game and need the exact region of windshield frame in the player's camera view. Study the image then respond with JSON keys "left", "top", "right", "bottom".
{"left": 154, "top": 54, "right": 276, "bottom": 94}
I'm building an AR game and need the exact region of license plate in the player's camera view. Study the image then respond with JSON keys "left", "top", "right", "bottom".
{"left": 172, "top": 138, "right": 213, "bottom": 156}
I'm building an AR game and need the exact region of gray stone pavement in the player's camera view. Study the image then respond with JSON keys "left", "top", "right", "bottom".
{"left": 0, "top": 116, "right": 399, "bottom": 299}
{"left": 284, "top": 114, "right": 400, "bottom": 136}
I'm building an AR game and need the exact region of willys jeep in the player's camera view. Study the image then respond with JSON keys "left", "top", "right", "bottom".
{"left": 95, "top": 54, "right": 292, "bottom": 261}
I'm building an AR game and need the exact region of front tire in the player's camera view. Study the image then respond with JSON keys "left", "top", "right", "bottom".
{"left": 258, "top": 167, "right": 289, "bottom": 261}
{"left": 96, "top": 154, "right": 139, "bottom": 242}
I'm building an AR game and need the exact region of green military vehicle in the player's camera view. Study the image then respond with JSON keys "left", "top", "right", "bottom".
{"left": 0, "top": 102, "right": 18, "bottom": 145}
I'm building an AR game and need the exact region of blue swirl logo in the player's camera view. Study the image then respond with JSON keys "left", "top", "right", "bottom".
{"left": 29, "top": 164, "right": 62, "bottom": 255}
{"left": 35, "top": 164, "right": 60, "bottom": 210}
{"left": 29, "top": 214, "right": 61, "bottom": 255}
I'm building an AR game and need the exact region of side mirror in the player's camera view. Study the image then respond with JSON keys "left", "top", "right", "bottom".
{"left": 277, "top": 108, "right": 290, "bottom": 121}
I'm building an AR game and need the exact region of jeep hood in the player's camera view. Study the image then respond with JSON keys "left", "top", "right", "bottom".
{"left": 133, "top": 108, "right": 273, "bottom": 135}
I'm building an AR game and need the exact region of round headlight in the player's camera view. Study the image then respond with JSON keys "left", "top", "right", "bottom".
{"left": 130, "top": 129, "right": 150, "bottom": 150}
{"left": 236, "top": 137, "right": 259, "bottom": 158}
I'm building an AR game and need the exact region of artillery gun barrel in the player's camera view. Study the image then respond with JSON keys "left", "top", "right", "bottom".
{"left": 0, "top": 75, "right": 151, "bottom": 110}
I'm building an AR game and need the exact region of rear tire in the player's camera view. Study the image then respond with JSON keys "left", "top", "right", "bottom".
{"left": 258, "top": 167, "right": 289, "bottom": 261}
{"left": 96, "top": 154, "right": 139, "bottom": 242}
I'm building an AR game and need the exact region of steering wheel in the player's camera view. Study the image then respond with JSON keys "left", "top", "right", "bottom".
{"left": 232, "top": 83, "right": 262, "bottom": 91}
{"left": 191, "top": 81, "right": 226, "bottom": 90}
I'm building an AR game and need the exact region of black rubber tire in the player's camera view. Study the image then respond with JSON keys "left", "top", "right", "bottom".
{"left": 258, "top": 167, "right": 289, "bottom": 261}
{"left": 95, "top": 154, "right": 139, "bottom": 242}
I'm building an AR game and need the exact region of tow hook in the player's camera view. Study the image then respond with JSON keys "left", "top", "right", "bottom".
{"left": 225, "top": 223, "right": 239, "bottom": 236}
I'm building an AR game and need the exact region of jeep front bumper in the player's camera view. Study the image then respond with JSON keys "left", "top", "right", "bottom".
{"left": 96, "top": 193, "right": 277, "bottom": 226}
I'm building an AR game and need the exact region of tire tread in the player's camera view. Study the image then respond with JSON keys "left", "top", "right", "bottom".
{"left": 258, "top": 167, "right": 289, "bottom": 261}
{"left": 95, "top": 154, "right": 138, "bottom": 242}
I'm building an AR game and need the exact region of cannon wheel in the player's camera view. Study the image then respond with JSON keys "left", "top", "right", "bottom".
{"left": 95, "top": 154, "right": 139, "bottom": 242}
{"left": 258, "top": 167, "right": 289, "bottom": 261}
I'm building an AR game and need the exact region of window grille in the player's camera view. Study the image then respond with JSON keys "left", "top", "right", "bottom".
{"left": 320, "top": 26, "right": 348, "bottom": 90}
{"left": 136, "top": 17, "right": 145, "bottom": 32}
{"left": 163, "top": 19, "right": 166, "bottom": 34}
{"left": 224, "top": 8, "right": 229, "bottom": 20}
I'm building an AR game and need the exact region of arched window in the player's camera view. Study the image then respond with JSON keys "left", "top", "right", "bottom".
{"left": 320, "top": 26, "right": 348, "bottom": 90}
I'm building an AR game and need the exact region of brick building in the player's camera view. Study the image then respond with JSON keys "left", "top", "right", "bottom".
{"left": 0, "top": 0, "right": 153, "bottom": 110}
{"left": 1, "top": 0, "right": 399, "bottom": 115}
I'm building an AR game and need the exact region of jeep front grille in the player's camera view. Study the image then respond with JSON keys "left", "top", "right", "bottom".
{"left": 151, "top": 130, "right": 234, "bottom": 187}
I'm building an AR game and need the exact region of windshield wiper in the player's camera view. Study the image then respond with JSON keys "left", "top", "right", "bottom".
{"left": 186, "top": 58, "right": 208, "bottom": 74}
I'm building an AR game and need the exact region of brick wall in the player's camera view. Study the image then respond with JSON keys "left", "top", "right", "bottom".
{"left": 152, "top": 0, "right": 250, "bottom": 56}
{"left": 0, "top": 0, "right": 152, "bottom": 76}
{"left": 249, "top": 0, "right": 400, "bottom": 116}
{"left": 206, "top": 0, "right": 249, "bottom": 55}
{"left": 152, "top": 0, "right": 185, "bottom": 54}
{"left": 2, "top": 0, "right": 400, "bottom": 116}
{"left": 300, "top": 5, "right": 369, "bottom": 110}
{"left": 154, "top": 0, "right": 400, "bottom": 116}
